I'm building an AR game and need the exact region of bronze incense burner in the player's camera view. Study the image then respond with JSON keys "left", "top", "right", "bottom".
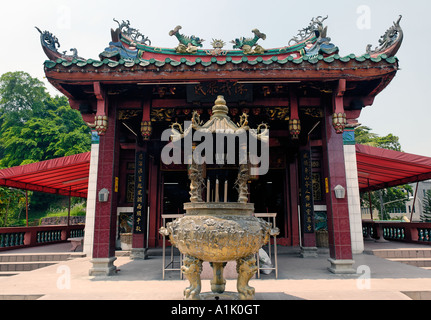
{"left": 160, "top": 96, "right": 279, "bottom": 300}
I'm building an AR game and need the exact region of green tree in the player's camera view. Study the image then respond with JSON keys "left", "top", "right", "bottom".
{"left": 355, "top": 126, "right": 402, "bottom": 151}
{"left": 0, "top": 187, "right": 27, "bottom": 227}
{"left": 0, "top": 71, "right": 91, "bottom": 225}
{"left": 0, "top": 72, "right": 91, "bottom": 167}
{"left": 356, "top": 126, "right": 409, "bottom": 220}
{"left": 0, "top": 71, "right": 48, "bottom": 116}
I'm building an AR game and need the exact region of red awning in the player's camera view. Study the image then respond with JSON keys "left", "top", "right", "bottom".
{"left": 0, "top": 152, "right": 91, "bottom": 198}
{"left": 2, "top": 145, "right": 431, "bottom": 198}
{"left": 356, "top": 144, "right": 431, "bottom": 192}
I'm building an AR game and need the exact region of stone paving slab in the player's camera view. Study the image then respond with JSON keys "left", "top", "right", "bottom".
{"left": 0, "top": 251, "right": 431, "bottom": 300}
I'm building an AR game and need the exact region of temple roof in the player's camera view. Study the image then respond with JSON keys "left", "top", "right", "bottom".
{"left": 38, "top": 16, "right": 403, "bottom": 103}
{"left": 43, "top": 52, "right": 398, "bottom": 70}
{"left": 39, "top": 16, "right": 402, "bottom": 73}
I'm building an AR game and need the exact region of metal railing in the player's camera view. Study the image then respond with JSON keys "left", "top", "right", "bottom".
{"left": 0, "top": 225, "right": 85, "bottom": 251}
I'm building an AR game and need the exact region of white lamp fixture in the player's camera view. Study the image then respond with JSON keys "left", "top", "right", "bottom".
{"left": 334, "top": 185, "right": 346, "bottom": 199}
{"left": 98, "top": 188, "right": 110, "bottom": 202}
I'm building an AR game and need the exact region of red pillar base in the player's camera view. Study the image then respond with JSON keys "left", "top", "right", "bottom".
{"left": 131, "top": 234, "right": 148, "bottom": 260}
{"left": 327, "top": 258, "right": 355, "bottom": 274}
{"left": 89, "top": 257, "right": 117, "bottom": 276}
{"left": 300, "top": 246, "right": 318, "bottom": 258}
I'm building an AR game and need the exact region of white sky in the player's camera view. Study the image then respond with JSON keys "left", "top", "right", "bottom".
{"left": 1, "top": 0, "right": 430, "bottom": 157}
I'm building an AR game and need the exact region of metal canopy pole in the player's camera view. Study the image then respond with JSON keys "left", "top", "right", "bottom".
{"left": 410, "top": 181, "right": 420, "bottom": 223}
{"left": 25, "top": 190, "right": 29, "bottom": 227}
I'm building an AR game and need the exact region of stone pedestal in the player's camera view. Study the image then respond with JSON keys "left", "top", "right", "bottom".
{"left": 327, "top": 258, "right": 356, "bottom": 274}
{"left": 130, "top": 248, "right": 148, "bottom": 260}
{"left": 300, "top": 246, "right": 318, "bottom": 258}
{"left": 89, "top": 257, "right": 117, "bottom": 276}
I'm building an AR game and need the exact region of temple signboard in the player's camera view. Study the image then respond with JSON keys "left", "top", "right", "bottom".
{"left": 133, "top": 151, "right": 146, "bottom": 234}
{"left": 187, "top": 82, "right": 252, "bottom": 103}
{"left": 300, "top": 150, "right": 315, "bottom": 234}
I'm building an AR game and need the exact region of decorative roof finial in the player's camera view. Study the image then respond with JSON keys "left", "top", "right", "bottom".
{"left": 212, "top": 95, "right": 229, "bottom": 117}
{"left": 36, "top": 27, "right": 82, "bottom": 61}
{"left": 169, "top": 25, "right": 204, "bottom": 54}
{"left": 366, "top": 15, "right": 403, "bottom": 58}
{"left": 231, "top": 29, "right": 266, "bottom": 54}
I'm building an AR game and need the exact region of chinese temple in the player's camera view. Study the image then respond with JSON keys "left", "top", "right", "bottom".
{"left": 38, "top": 16, "right": 403, "bottom": 276}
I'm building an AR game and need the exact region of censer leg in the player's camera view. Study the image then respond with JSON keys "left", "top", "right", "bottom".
{"left": 181, "top": 255, "right": 203, "bottom": 300}
{"left": 210, "top": 262, "right": 227, "bottom": 294}
{"left": 236, "top": 255, "right": 258, "bottom": 300}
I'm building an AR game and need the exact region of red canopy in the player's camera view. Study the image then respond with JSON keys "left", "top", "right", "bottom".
{"left": 2, "top": 145, "right": 431, "bottom": 198}
{"left": 356, "top": 144, "right": 431, "bottom": 192}
{"left": 0, "top": 152, "right": 91, "bottom": 198}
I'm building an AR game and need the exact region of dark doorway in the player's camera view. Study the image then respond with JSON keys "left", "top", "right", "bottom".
{"left": 249, "top": 169, "right": 287, "bottom": 238}
{"left": 162, "top": 171, "right": 190, "bottom": 215}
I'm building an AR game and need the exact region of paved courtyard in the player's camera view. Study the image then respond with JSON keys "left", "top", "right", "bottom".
{"left": 1, "top": 241, "right": 431, "bottom": 301}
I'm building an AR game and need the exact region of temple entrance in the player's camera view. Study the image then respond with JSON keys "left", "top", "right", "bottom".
{"left": 249, "top": 169, "right": 288, "bottom": 239}
{"left": 162, "top": 171, "right": 189, "bottom": 215}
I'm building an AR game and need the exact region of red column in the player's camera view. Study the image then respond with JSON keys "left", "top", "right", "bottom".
{"left": 90, "top": 99, "right": 120, "bottom": 276}
{"left": 322, "top": 105, "right": 355, "bottom": 273}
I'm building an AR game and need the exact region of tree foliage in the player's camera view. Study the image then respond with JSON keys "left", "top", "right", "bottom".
{"left": 0, "top": 71, "right": 91, "bottom": 167}
{"left": 356, "top": 126, "right": 410, "bottom": 220}
{"left": 0, "top": 71, "right": 91, "bottom": 226}
{"left": 355, "top": 126, "right": 402, "bottom": 152}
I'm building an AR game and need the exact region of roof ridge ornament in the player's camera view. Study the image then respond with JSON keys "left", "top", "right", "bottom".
{"left": 113, "top": 19, "right": 151, "bottom": 46}
{"left": 366, "top": 15, "right": 403, "bottom": 58}
{"left": 36, "top": 27, "right": 82, "bottom": 62}
{"left": 205, "top": 39, "right": 227, "bottom": 56}
{"left": 169, "top": 25, "right": 205, "bottom": 54}
{"left": 231, "top": 29, "right": 266, "bottom": 54}
{"left": 289, "top": 16, "right": 329, "bottom": 46}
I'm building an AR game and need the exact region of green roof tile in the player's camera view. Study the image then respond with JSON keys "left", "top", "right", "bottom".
{"left": 44, "top": 51, "right": 399, "bottom": 72}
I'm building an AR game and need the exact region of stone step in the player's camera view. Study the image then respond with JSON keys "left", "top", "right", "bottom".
{"left": 0, "top": 295, "right": 44, "bottom": 300}
{"left": 371, "top": 249, "right": 431, "bottom": 259}
{"left": 0, "top": 272, "right": 19, "bottom": 277}
{"left": 387, "top": 258, "right": 431, "bottom": 268}
{"left": 0, "top": 252, "right": 86, "bottom": 275}
{"left": 0, "top": 253, "right": 85, "bottom": 263}
{"left": 0, "top": 261, "right": 59, "bottom": 272}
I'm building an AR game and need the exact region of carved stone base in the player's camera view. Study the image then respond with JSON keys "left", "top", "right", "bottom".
{"left": 89, "top": 257, "right": 117, "bottom": 276}
{"left": 300, "top": 246, "right": 318, "bottom": 258}
{"left": 327, "top": 258, "right": 356, "bottom": 274}
{"left": 130, "top": 248, "right": 148, "bottom": 260}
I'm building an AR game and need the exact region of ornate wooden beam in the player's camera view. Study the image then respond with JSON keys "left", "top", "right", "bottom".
{"left": 332, "top": 79, "right": 347, "bottom": 134}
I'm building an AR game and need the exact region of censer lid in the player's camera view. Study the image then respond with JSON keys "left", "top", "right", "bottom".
{"left": 170, "top": 96, "right": 268, "bottom": 141}
{"left": 211, "top": 95, "right": 229, "bottom": 118}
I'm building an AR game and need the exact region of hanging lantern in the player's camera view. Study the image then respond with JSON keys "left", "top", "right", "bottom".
{"left": 95, "top": 115, "right": 108, "bottom": 136}
{"left": 332, "top": 112, "right": 347, "bottom": 134}
{"left": 289, "top": 118, "right": 301, "bottom": 139}
{"left": 141, "top": 121, "right": 152, "bottom": 140}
